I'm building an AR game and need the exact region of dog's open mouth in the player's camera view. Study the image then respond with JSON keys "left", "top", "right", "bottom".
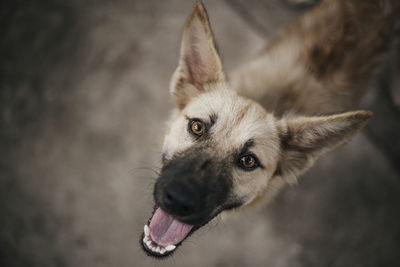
{"left": 141, "top": 207, "right": 195, "bottom": 257}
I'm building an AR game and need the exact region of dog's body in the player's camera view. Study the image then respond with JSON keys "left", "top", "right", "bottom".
{"left": 233, "top": 0, "right": 399, "bottom": 117}
{"left": 141, "top": 0, "right": 400, "bottom": 257}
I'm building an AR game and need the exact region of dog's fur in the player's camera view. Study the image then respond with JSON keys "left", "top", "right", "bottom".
{"left": 141, "top": 0, "right": 400, "bottom": 258}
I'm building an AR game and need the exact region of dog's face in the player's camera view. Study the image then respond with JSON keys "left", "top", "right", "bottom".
{"left": 160, "top": 88, "right": 280, "bottom": 211}
{"left": 141, "top": 2, "right": 371, "bottom": 258}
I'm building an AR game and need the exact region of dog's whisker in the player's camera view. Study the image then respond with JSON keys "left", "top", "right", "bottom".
{"left": 129, "top": 166, "right": 161, "bottom": 176}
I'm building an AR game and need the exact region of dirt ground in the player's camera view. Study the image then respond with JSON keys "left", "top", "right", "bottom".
{"left": 1, "top": 0, "right": 400, "bottom": 266}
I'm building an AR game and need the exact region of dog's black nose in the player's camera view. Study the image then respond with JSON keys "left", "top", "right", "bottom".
{"left": 163, "top": 184, "right": 197, "bottom": 216}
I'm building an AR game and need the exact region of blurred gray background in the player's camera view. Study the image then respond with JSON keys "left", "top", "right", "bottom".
{"left": 1, "top": 0, "right": 400, "bottom": 266}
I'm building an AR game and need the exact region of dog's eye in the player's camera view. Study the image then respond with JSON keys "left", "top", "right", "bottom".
{"left": 189, "top": 119, "right": 205, "bottom": 137}
{"left": 238, "top": 155, "right": 258, "bottom": 170}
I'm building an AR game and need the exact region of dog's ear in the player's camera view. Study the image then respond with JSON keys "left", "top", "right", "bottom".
{"left": 275, "top": 111, "right": 372, "bottom": 183}
{"left": 170, "top": 2, "right": 225, "bottom": 109}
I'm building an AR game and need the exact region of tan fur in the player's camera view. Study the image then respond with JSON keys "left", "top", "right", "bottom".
{"left": 164, "top": 1, "right": 395, "bottom": 208}
{"left": 232, "top": 0, "right": 400, "bottom": 117}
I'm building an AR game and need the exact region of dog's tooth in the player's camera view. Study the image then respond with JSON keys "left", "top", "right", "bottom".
{"left": 145, "top": 240, "right": 152, "bottom": 248}
{"left": 165, "top": 245, "right": 176, "bottom": 251}
{"left": 144, "top": 225, "right": 150, "bottom": 236}
{"left": 156, "top": 246, "right": 161, "bottom": 253}
{"left": 160, "top": 248, "right": 166, "bottom": 254}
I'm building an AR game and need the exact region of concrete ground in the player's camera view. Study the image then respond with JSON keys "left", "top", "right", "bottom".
{"left": 1, "top": 0, "right": 399, "bottom": 266}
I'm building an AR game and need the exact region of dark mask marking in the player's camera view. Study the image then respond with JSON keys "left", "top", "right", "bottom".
{"left": 154, "top": 143, "right": 237, "bottom": 225}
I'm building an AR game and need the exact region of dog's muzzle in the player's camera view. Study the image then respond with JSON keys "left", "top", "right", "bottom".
{"left": 141, "top": 149, "right": 232, "bottom": 257}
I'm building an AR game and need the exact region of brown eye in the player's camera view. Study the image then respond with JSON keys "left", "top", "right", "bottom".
{"left": 190, "top": 120, "right": 205, "bottom": 136}
{"left": 238, "top": 155, "right": 258, "bottom": 170}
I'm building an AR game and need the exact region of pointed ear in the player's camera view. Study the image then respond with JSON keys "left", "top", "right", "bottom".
{"left": 275, "top": 111, "right": 372, "bottom": 183}
{"left": 170, "top": 2, "right": 225, "bottom": 109}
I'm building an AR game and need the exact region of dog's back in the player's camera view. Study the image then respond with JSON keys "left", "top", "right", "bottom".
{"left": 232, "top": 0, "right": 400, "bottom": 117}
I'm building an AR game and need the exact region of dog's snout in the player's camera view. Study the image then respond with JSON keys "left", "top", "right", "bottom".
{"left": 163, "top": 183, "right": 198, "bottom": 216}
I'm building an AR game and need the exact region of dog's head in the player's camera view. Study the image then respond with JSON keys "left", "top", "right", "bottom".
{"left": 141, "top": 2, "right": 371, "bottom": 258}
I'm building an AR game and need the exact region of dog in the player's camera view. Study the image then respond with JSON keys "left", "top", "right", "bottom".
{"left": 141, "top": 0, "right": 399, "bottom": 257}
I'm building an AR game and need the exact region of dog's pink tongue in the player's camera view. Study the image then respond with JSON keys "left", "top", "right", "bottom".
{"left": 149, "top": 208, "right": 194, "bottom": 247}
